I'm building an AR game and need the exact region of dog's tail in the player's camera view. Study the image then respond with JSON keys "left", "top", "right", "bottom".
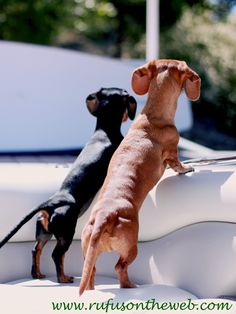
{"left": 0, "top": 201, "right": 50, "bottom": 249}
{"left": 79, "top": 218, "right": 107, "bottom": 296}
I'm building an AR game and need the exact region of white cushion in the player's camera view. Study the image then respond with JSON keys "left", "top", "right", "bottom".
{"left": 2, "top": 222, "right": 236, "bottom": 298}
{"left": 139, "top": 161, "right": 236, "bottom": 241}
{"left": 2, "top": 277, "right": 236, "bottom": 313}
{"left": 0, "top": 276, "right": 198, "bottom": 314}
{"left": 0, "top": 162, "right": 236, "bottom": 242}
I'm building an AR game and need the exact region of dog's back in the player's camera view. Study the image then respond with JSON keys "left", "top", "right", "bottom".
{"left": 60, "top": 129, "right": 122, "bottom": 206}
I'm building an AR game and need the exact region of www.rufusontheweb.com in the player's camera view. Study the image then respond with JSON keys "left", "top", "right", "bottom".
{"left": 51, "top": 298, "right": 234, "bottom": 312}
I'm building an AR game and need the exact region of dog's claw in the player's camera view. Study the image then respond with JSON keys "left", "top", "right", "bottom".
{"left": 184, "top": 166, "right": 194, "bottom": 174}
{"left": 178, "top": 166, "right": 194, "bottom": 175}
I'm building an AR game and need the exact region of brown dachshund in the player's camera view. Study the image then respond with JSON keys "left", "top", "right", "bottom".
{"left": 79, "top": 60, "right": 201, "bottom": 295}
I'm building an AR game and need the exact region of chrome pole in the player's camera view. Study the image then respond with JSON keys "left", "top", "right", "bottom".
{"left": 146, "top": 0, "right": 159, "bottom": 60}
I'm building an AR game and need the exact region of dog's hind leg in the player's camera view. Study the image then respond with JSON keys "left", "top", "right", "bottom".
{"left": 31, "top": 236, "right": 52, "bottom": 279}
{"left": 31, "top": 211, "right": 52, "bottom": 279}
{"left": 115, "top": 245, "right": 137, "bottom": 289}
{"left": 51, "top": 237, "right": 74, "bottom": 283}
{"left": 49, "top": 205, "right": 78, "bottom": 283}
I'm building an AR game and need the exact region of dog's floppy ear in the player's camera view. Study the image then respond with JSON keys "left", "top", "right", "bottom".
{"left": 127, "top": 96, "right": 137, "bottom": 120}
{"left": 131, "top": 61, "right": 158, "bottom": 95}
{"left": 184, "top": 69, "right": 201, "bottom": 101}
{"left": 86, "top": 94, "right": 99, "bottom": 116}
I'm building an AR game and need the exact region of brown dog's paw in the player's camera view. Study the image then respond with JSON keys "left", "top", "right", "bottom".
{"left": 178, "top": 165, "right": 194, "bottom": 175}
{"left": 182, "top": 166, "right": 194, "bottom": 174}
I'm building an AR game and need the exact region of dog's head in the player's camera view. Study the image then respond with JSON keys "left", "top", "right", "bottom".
{"left": 131, "top": 59, "right": 201, "bottom": 101}
{"left": 86, "top": 88, "right": 137, "bottom": 123}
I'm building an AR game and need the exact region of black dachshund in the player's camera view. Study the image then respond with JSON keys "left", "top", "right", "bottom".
{"left": 0, "top": 88, "right": 137, "bottom": 283}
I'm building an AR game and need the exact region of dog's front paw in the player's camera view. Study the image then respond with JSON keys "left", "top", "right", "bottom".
{"left": 180, "top": 165, "right": 194, "bottom": 175}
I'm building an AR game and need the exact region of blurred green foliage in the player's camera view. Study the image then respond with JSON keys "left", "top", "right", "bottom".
{"left": 0, "top": 0, "right": 73, "bottom": 44}
{"left": 0, "top": 0, "right": 235, "bottom": 136}
{"left": 160, "top": 8, "right": 236, "bottom": 135}
{"left": 0, "top": 0, "right": 211, "bottom": 55}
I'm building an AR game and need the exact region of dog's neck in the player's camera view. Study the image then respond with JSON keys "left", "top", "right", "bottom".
{"left": 95, "top": 120, "right": 123, "bottom": 140}
{"left": 142, "top": 73, "right": 182, "bottom": 126}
